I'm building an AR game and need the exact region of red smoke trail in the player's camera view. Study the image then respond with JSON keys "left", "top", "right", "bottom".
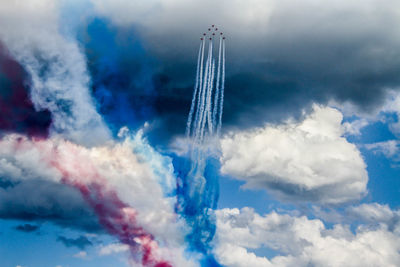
{"left": 37, "top": 139, "right": 173, "bottom": 267}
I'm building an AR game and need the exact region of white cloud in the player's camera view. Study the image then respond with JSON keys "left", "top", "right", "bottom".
{"left": 342, "top": 118, "right": 369, "bottom": 136}
{"left": 365, "top": 140, "right": 400, "bottom": 162}
{"left": 334, "top": 90, "right": 400, "bottom": 139}
{"left": 73, "top": 251, "right": 87, "bottom": 259}
{"left": 0, "top": 0, "right": 110, "bottom": 146}
{"left": 381, "top": 91, "right": 400, "bottom": 136}
{"left": 99, "top": 243, "right": 129, "bottom": 256}
{"left": 347, "top": 203, "right": 400, "bottom": 226}
{"left": 0, "top": 132, "right": 195, "bottom": 267}
{"left": 214, "top": 207, "right": 400, "bottom": 267}
{"left": 220, "top": 105, "right": 368, "bottom": 204}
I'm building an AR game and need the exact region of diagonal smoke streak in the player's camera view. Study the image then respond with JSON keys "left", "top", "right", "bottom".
{"left": 1, "top": 134, "right": 173, "bottom": 267}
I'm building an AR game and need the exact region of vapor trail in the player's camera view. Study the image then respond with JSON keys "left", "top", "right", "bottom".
{"left": 217, "top": 39, "right": 225, "bottom": 136}
{"left": 186, "top": 41, "right": 204, "bottom": 137}
{"left": 196, "top": 41, "right": 211, "bottom": 141}
{"left": 206, "top": 59, "right": 215, "bottom": 135}
{"left": 193, "top": 40, "right": 205, "bottom": 141}
{"left": 200, "top": 42, "right": 212, "bottom": 141}
{"left": 178, "top": 27, "right": 226, "bottom": 260}
{"left": 213, "top": 36, "right": 222, "bottom": 128}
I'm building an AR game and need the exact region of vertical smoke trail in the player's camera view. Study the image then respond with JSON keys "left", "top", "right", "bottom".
{"left": 186, "top": 41, "right": 204, "bottom": 137}
{"left": 178, "top": 27, "right": 225, "bottom": 264}
{"left": 212, "top": 36, "right": 222, "bottom": 128}
{"left": 196, "top": 41, "right": 211, "bottom": 141}
{"left": 206, "top": 59, "right": 215, "bottom": 135}
{"left": 193, "top": 40, "right": 205, "bottom": 140}
{"left": 217, "top": 39, "right": 225, "bottom": 136}
{"left": 200, "top": 41, "right": 213, "bottom": 141}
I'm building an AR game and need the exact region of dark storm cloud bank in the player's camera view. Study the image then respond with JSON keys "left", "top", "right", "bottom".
{"left": 0, "top": 179, "right": 100, "bottom": 232}
{"left": 149, "top": 33, "right": 400, "bottom": 140}
{"left": 94, "top": 0, "right": 400, "bottom": 142}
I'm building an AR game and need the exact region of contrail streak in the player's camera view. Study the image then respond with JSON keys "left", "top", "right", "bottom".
{"left": 217, "top": 39, "right": 225, "bottom": 136}
{"left": 212, "top": 36, "right": 222, "bottom": 128}
{"left": 186, "top": 41, "right": 203, "bottom": 137}
{"left": 188, "top": 35, "right": 224, "bottom": 142}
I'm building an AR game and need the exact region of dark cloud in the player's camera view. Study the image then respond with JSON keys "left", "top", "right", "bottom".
{"left": 14, "top": 223, "right": 40, "bottom": 233}
{"left": 57, "top": 235, "right": 93, "bottom": 250}
{"left": 0, "top": 43, "right": 51, "bottom": 138}
{"left": 0, "top": 179, "right": 101, "bottom": 232}
{"left": 88, "top": 0, "right": 400, "bottom": 142}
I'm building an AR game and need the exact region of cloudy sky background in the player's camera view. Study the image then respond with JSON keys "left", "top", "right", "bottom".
{"left": 1, "top": 0, "right": 400, "bottom": 266}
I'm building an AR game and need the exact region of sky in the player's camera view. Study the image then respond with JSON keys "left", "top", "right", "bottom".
{"left": 1, "top": 0, "right": 400, "bottom": 266}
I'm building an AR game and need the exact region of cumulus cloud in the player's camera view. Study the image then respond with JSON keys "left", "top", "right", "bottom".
{"left": 347, "top": 203, "right": 400, "bottom": 227}
{"left": 220, "top": 105, "right": 368, "bottom": 204}
{"left": 0, "top": 0, "right": 110, "bottom": 145}
{"left": 0, "top": 132, "right": 196, "bottom": 266}
{"left": 214, "top": 207, "right": 400, "bottom": 267}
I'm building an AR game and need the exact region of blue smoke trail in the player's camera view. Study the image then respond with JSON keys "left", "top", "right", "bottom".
{"left": 79, "top": 18, "right": 156, "bottom": 136}
{"left": 175, "top": 29, "right": 226, "bottom": 266}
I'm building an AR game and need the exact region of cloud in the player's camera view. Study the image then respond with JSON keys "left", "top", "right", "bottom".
{"left": 0, "top": 132, "right": 196, "bottom": 266}
{"left": 57, "top": 235, "right": 93, "bottom": 250}
{"left": 365, "top": 140, "right": 400, "bottom": 162}
{"left": 0, "top": 132, "right": 179, "bottom": 239}
{"left": 347, "top": 203, "right": 400, "bottom": 227}
{"left": 214, "top": 207, "right": 400, "bottom": 267}
{"left": 342, "top": 118, "right": 369, "bottom": 136}
{"left": 0, "top": 179, "right": 100, "bottom": 231}
{"left": 0, "top": 45, "right": 52, "bottom": 137}
{"left": 0, "top": 0, "right": 110, "bottom": 145}
{"left": 73, "top": 251, "right": 88, "bottom": 259}
{"left": 220, "top": 105, "right": 368, "bottom": 204}
{"left": 14, "top": 224, "right": 40, "bottom": 233}
{"left": 89, "top": 0, "right": 400, "bottom": 137}
{"left": 99, "top": 243, "right": 129, "bottom": 256}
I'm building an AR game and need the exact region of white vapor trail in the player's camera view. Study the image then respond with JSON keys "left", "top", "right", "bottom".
{"left": 186, "top": 41, "right": 203, "bottom": 137}
{"left": 217, "top": 39, "right": 225, "bottom": 136}
{"left": 186, "top": 33, "right": 225, "bottom": 144}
